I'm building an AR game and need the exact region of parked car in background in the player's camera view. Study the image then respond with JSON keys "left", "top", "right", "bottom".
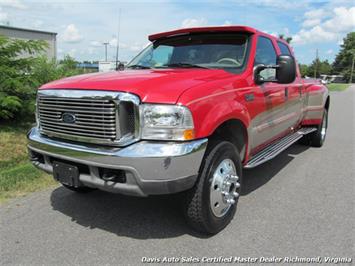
{"left": 28, "top": 26, "right": 329, "bottom": 234}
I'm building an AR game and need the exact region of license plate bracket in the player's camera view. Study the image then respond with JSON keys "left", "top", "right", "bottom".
{"left": 53, "top": 161, "right": 80, "bottom": 187}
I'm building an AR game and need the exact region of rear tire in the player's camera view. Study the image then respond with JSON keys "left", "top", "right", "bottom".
{"left": 309, "top": 109, "right": 328, "bottom": 147}
{"left": 183, "top": 141, "right": 243, "bottom": 235}
{"left": 298, "top": 109, "right": 328, "bottom": 147}
{"left": 62, "top": 184, "right": 96, "bottom": 193}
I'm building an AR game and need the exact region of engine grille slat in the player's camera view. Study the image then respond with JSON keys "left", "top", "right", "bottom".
{"left": 39, "top": 106, "right": 115, "bottom": 113}
{"left": 40, "top": 120, "right": 116, "bottom": 131}
{"left": 41, "top": 122, "right": 116, "bottom": 134}
{"left": 38, "top": 102, "right": 115, "bottom": 108}
{"left": 42, "top": 128, "right": 116, "bottom": 139}
{"left": 39, "top": 113, "right": 115, "bottom": 121}
{"left": 38, "top": 97, "right": 113, "bottom": 103}
{"left": 40, "top": 100, "right": 115, "bottom": 107}
{"left": 39, "top": 115, "right": 116, "bottom": 126}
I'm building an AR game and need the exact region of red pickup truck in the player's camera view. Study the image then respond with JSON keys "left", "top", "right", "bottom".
{"left": 28, "top": 26, "right": 329, "bottom": 234}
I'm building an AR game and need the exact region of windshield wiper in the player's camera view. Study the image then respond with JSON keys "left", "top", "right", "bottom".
{"left": 164, "top": 63, "right": 209, "bottom": 69}
{"left": 127, "top": 64, "right": 151, "bottom": 69}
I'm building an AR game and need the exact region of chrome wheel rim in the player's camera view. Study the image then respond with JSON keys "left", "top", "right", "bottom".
{"left": 321, "top": 111, "right": 327, "bottom": 141}
{"left": 210, "top": 158, "right": 240, "bottom": 217}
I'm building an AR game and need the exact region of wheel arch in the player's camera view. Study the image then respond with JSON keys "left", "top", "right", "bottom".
{"left": 208, "top": 119, "right": 248, "bottom": 162}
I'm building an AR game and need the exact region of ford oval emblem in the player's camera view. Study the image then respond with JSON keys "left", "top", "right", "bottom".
{"left": 62, "top": 113, "right": 76, "bottom": 124}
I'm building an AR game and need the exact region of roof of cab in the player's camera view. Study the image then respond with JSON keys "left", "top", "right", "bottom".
{"left": 148, "top": 26, "right": 258, "bottom": 41}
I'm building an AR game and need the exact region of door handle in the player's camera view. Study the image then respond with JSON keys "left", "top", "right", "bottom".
{"left": 298, "top": 85, "right": 303, "bottom": 96}
{"left": 284, "top": 87, "right": 289, "bottom": 99}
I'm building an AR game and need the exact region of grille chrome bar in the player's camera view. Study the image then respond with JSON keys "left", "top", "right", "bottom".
{"left": 40, "top": 120, "right": 116, "bottom": 131}
{"left": 42, "top": 128, "right": 116, "bottom": 139}
{"left": 39, "top": 116, "right": 116, "bottom": 126}
{"left": 37, "top": 90, "right": 141, "bottom": 146}
{"left": 39, "top": 100, "right": 115, "bottom": 106}
{"left": 38, "top": 106, "right": 116, "bottom": 113}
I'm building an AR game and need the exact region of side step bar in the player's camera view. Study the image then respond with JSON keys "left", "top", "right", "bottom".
{"left": 244, "top": 127, "right": 317, "bottom": 169}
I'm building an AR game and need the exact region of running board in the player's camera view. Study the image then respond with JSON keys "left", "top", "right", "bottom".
{"left": 244, "top": 127, "right": 317, "bottom": 169}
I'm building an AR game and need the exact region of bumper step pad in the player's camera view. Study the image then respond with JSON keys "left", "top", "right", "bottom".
{"left": 244, "top": 127, "right": 317, "bottom": 168}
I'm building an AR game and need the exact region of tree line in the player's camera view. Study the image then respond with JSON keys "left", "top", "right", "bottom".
{"left": 298, "top": 32, "right": 354, "bottom": 81}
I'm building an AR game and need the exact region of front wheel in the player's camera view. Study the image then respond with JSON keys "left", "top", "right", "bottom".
{"left": 183, "top": 141, "right": 243, "bottom": 234}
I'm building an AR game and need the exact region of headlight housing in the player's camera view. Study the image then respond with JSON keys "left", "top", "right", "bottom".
{"left": 140, "top": 104, "right": 195, "bottom": 141}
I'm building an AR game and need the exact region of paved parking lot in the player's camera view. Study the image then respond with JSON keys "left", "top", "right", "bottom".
{"left": 1, "top": 86, "right": 354, "bottom": 265}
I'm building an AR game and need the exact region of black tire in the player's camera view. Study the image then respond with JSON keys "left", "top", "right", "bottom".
{"left": 298, "top": 134, "right": 311, "bottom": 145}
{"left": 183, "top": 141, "right": 243, "bottom": 235}
{"left": 62, "top": 183, "right": 96, "bottom": 193}
{"left": 309, "top": 109, "right": 328, "bottom": 147}
{"left": 298, "top": 109, "right": 328, "bottom": 147}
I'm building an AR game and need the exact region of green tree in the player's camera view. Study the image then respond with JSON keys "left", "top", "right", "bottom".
{"left": 306, "top": 59, "right": 333, "bottom": 78}
{"left": 0, "top": 35, "right": 47, "bottom": 120}
{"left": 332, "top": 32, "right": 355, "bottom": 82}
{"left": 31, "top": 55, "right": 85, "bottom": 88}
{"left": 299, "top": 64, "right": 309, "bottom": 77}
{"left": 318, "top": 60, "right": 332, "bottom": 75}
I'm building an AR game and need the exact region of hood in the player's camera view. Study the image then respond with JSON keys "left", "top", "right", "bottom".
{"left": 40, "top": 69, "right": 233, "bottom": 104}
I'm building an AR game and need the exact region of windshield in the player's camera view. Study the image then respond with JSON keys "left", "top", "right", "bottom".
{"left": 127, "top": 33, "right": 250, "bottom": 73}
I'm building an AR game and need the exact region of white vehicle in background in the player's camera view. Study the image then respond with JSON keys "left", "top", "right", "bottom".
{"left": 98, "top": 61, "right": 116, "bottom": 72}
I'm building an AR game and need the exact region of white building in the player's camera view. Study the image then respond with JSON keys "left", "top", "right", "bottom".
{"left": 0, "top": 25, "right": 57, "bottom": 60}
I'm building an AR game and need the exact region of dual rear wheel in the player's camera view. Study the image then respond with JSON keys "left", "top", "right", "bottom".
{"left": 300, "top": 109, "right": 328, "bottom": 147}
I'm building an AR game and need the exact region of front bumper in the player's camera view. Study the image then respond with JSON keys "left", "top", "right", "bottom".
{"left": 27, "top": 127, "right": 207, "bottom": 196}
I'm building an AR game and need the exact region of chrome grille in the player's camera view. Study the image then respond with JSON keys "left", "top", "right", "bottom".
{"left": 36, "top": 90, "right": 140, "bottom": 146}
{"left": 38, "top": 97, "right": 118, "bottom": 140}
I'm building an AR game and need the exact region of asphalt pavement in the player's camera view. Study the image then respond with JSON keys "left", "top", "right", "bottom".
{"left": 1, "top": 86, "right": 354, "bottom": 265}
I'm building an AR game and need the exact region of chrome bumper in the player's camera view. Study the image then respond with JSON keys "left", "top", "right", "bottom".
{"left": 27, "top": 127, "right": 207, "bottom": 196}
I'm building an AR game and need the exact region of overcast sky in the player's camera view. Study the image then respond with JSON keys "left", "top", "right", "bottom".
{"left": 0, "top": 0, "right": 354, "bottom": 64}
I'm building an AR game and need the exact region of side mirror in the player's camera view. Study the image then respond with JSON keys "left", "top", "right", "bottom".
{"left": 254, "top": 55, "right": 296, "bottom": 84}
{"left": 276, "top": 55, "right": 296, "bottom": 84}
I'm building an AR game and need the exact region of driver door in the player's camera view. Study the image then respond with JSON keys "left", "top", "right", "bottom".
{"left": 249, "top": 36, "right": 286, "bottom": 153}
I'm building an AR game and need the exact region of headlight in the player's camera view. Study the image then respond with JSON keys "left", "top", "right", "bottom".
{"left": 140, "top": 104, "right": 195, "bottom": 140}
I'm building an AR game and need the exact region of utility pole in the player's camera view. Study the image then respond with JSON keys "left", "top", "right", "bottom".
{"left": 350, "top": 53, "right": 354, "bottom": 84}
{"left": 314, "top": 49, "right": 318, "bottom": 79}
{"left": 103, "top": 42, "right": 109, "bottom": 62}
{"left": 115, "top": 8, "right": 122, "bottom": 70}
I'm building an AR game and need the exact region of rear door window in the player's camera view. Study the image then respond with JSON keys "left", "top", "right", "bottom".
{"left": 277, "top": 41, "right": 291, "bottom": 55}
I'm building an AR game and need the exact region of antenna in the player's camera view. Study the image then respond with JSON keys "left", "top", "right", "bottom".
{"left": 115, "top": 8, "right": 122, "bottom": 70}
